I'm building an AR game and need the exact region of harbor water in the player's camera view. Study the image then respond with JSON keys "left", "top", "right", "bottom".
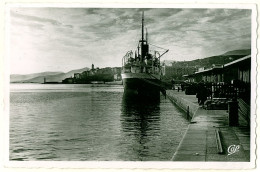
{"left": 9, "top": 84, "right": 189, "bottom": 161}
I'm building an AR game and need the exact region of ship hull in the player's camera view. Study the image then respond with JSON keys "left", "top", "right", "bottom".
{"left": 121, "top": 73, "right": 161, "bottom": 98}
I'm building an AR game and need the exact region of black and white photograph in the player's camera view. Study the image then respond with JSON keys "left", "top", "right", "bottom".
{"left": 2, "top": 1, "right": 257, "bottom": 170}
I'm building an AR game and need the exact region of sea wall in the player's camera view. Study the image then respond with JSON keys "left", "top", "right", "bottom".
{"left": 166, "top": 90, "right": 199, "bottom": 119}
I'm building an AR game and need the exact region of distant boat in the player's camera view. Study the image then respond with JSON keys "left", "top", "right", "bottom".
{"left": 121, "top": 12, "right": 169, "bottom": 98}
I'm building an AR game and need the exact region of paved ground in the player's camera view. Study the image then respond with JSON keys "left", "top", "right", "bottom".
{"left": 167, "top": 90, "right": 250, "bottom": 161}
{"left": 166, "top": 90, "right": 199, "bottom": 118}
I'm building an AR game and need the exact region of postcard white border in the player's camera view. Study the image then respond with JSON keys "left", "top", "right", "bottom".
{"left": 1, "top": 0, "right": 258, "bottom": 170}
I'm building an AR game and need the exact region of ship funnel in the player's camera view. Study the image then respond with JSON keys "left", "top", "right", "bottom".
{"left": 146, "top": 28, "right": 148, "bottom": 43}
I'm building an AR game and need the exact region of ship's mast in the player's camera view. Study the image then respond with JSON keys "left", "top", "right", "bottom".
{"left": 141, "top": 11, "right": 144, "bottom": 62}
{"left": 142, "top": 11, "right": 144, "bottom": 45}
{"left": 139, "top": 11, "right": 149, "bottom": 63}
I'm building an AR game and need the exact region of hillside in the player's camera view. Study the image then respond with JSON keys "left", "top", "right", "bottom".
{"left": 169, "top": 49, "right": 251, "bottom": 68}
{"left": 174, "top": 55, "right": 247, "bottom": 68}
{"left": 11, "top": 49, "right": 250, "bottom": 83}
{"left": 11, "top": 67, "right": 89, "bottom": 83}
{"left": 10, "top": 72, "right": 63, "bottom": 83}
{"left": 163, "top": 49, "right": 251, "bottom": 80}
{"left": 222, "top": 49, "right": 251, "bottom": 56}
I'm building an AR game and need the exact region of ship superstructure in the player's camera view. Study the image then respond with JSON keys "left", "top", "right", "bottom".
{"left": 121, "top": 12, "right": 168, "bottom": 97}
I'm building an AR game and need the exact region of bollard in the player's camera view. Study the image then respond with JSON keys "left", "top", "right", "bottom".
{"left": 228, "top": 100, "right": 238, "bottom": 126}
{"left": 187, "top": 106, "right": 190, "bottom": 120}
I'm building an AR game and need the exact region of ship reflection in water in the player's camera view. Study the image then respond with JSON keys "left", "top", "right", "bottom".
{"left": 120, "top": 93, "right": 162, "bottom": 160}
{"left": 10, "top": 84, "right": 189, "bottom": 161}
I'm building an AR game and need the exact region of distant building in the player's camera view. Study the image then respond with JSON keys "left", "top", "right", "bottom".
{"left": 62, "top": 77, "right": 74, "bottom": 84}
{"left": 112, "top": 67, "right": 121, "bottom": 74}
{"left": 114, "top": 73, "right": 121, "bottom": 81}
{"left": 64, "top": 64, "right": 122, "bottom": 84}
{"left": 81, "top": 71, "right": 90, "bottom": 78}
{"left": 74, "top": 73, "right": 81, "bottom": 79}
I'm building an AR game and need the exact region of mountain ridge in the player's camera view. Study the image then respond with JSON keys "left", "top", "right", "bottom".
{"left": 10, "top": 72, "right": 64, "bottom": 83}
{"left": 164, "top": 49, "right": 251, "bottom": 65}
{"left": 10, "top": 49, "right": 251, "bottom": 83}
{"left": 11, "top": 67, "right": 89, "bottom": 83}
{"left": 222, "top": 49, "right": 251, "bottom": 56}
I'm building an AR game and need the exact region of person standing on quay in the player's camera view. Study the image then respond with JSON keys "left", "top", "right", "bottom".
{"left": 171, "top": 79, "right": 175, "bottom": 90}
{"left": 197, "top": 82, "right": 208, "bottom": 106}
{"left": 200, "top": 84, "right": 208, "bottom": 106}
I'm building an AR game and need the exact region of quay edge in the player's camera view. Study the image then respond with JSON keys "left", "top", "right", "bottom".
{"left": 167, "top": 90, "right": 250, "bottom": 162}
{"left": 166, "top": 90, "right": 199, "bottom": 120}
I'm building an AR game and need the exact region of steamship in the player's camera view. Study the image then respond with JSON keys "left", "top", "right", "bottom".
{"left": 121, "top": 12, "right": 169, "bottom": 97}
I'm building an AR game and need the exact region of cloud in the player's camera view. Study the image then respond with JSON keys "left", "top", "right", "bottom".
{"left": 9, "top": 8, "right": 251, "bottom": 74}
{"left": 11, "top": 11, "right": 62, "bottom": 26}
{"left": 11, "top": 19, "right": 44, "bottom": 30}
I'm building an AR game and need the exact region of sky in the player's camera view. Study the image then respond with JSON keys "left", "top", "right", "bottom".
{"left": 9, "top": 8, "right": 251, "bottom": 74}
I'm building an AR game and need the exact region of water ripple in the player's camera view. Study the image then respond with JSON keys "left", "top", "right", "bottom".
{"left": 10, "top": 84, "right": 189, "bottom": 161}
